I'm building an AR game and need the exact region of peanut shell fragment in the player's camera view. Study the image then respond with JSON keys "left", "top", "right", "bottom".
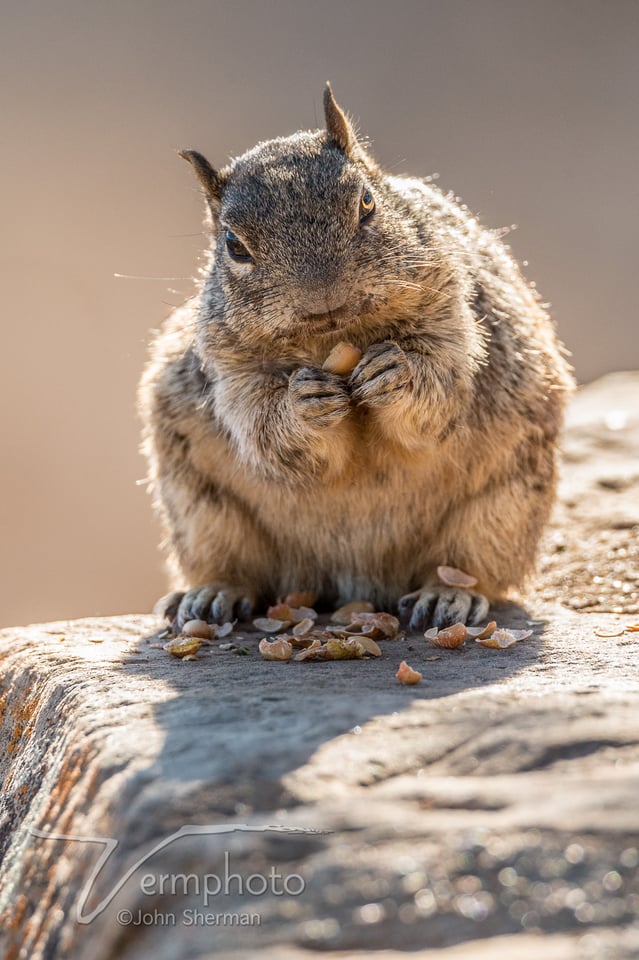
{"left": 476, "top": 628, "right": 532, "bottom": 649}
{"left": 182, "top": 619, "right": 213, "bottom": 640}
{"left": 425, "top": 622, "right": 468, "bottom": 649}
{"left": 325, "top": 637, "right": 365, "bottom": 659}
{"left": 290, "top": 606, "right": 318, "bottom": 622}
{"left": 267, "top": 604, "right": 318, "bottom": 624}
{"left": 253, "top": 617, "right": 292, "bottom": 633}
{"left": 292, "top": 618, "right": 315, "bottom": 638}
{"left": 267, "top": 604, "right": 295, "bottom": 621}
{"left": 356, "top": 636, "right": 383, "bottom": 657}
{"left": 396, "top": 661, "right": 423, "bottom": 685}
{"left": 331, "top": 601, "right": 375, "bottom": 625}
{"left": 465, "top": 621, "right": 497, "bottom": 640}
{"left": 163, "top": 637, "right": 203, "bottom": 658}
{"left": 347, "top": 611, "right": 400, "bottom": 638}
{"left": 258, "top": 637, "right": 293, "bottom": 661}
{"left": 294, "top": 638, "right": 327, "bottom": 661}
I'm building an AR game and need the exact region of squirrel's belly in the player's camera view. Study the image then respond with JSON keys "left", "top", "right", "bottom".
{"left": 246, "top": 465, "right": 456, "bottom": 605}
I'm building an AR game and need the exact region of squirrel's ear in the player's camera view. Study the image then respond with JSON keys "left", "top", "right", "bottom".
{"left": 178, "top": 149, "right": 223, "bottom": 202}
{"left": 323, "top": 83, "right": 356, "bottom": 154}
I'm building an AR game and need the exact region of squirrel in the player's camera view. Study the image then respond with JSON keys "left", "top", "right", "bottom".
{"left": 138, "top": 84, "right": 574, "bottom": 632}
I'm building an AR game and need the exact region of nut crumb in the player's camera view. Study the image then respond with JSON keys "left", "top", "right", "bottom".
{"left": 396, "top": 661, "right": 423, "bottom": 685}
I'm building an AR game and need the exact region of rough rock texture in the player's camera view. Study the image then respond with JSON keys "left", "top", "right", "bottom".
{"left": 1, "top": 372, "right": 639, "bottom": 960}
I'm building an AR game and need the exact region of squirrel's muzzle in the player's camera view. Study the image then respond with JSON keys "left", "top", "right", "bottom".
{"left": 297, "top": 291, "right": 349, "bottom": 317}
{"left": 294, "top": 270, "right": 351, "bottom": 318}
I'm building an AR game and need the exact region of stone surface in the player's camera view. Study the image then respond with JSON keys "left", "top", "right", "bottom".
{"left": 1, "top": 373, "right": 639, "bottom": 960}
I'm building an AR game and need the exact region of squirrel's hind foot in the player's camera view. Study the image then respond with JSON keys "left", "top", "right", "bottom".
{"left": 155, "top": 584, "right": 256, "bottom": 632}
{"left": 399, "top": 585, "right": 490, "bottom": 632}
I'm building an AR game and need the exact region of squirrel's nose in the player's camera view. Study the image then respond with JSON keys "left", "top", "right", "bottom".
{"left": 296, "top": 286, "right": 348, "bottom": 316}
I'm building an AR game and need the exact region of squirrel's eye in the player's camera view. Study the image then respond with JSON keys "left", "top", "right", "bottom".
{"left": 359, "top": 189, "right": 375, "bottom": 223}
{"left": 225, "top": 230, "right": 253, "bottom": 263}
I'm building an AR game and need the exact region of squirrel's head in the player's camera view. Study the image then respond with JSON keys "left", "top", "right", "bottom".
{"left": 180, "top": 85, "right": 437, "bottom": 346}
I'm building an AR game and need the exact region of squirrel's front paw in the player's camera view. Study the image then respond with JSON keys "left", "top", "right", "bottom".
{"left": 349, "top": 342, "right": 412, "bottom": 406}
{"left": 289, "top": 367, "right": 351, "bottom": 427}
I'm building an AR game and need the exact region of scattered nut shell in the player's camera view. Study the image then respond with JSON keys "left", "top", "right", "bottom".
{"left": 290, "top": 605, "right": 318, "bottom": 621}
{"left": 396, "top": 661, "right": 423, "bottom": 685}
{"left": 437, "top": 565, "right": 478, "bottom": 588}
{"left": 506, "top": 629, "right": 533, "bottom": 641}
{"left": 475, "top": 627, "right": 532, "bottom": 649}
{"left": 267, "top": 604, "right": 317, "bottom": 624}
{"left": 331, "top": 600, "right": 375, "bottom": 625}
{"left": 163, "top": 637, "right": 203, "bottom": 658}
{"left": 294, "top": 638, "right": 327, "bottom": 661}
{"left": 465, "top": 621, "right": 497, "bottom": 640}
{"left": 258, "top": 637, "right": 293, "bottom": 661}
{"left": 288, "top": 631, "right": 322, "bottom": 648}
{"left": 283, "top": 590, "right": 318, "bottom": 608}
{"left": 253, "top": 617, "right": 293, "bottom": 633}
{"left": 325, "top": 637, "right": 365, "bottom": 659}
{"left": 626, "top": 624, "right": 639, "bottom": 633}
{"left": 356, "top": 636, "right": 382, "bottom": 657}
{"left": 267, "top": 604, "right": 295, "bottom": 621}
{"left": 476, "top": 632, "right": 516, "bottom": 649}
{"left": 425, "top": 622, "right": 468, "bottom": 649}
{"left": 215, "top": 621, "right": 235, "bottom": 638}
{"left": 322, "top": 341, "right": 362, "bottom": 376}
{"left": 284, "top": 630, "right": 381, "bottom": 660}
{"left": 475, "top": 627, "right": 533, "bottom": 648}
{"left": 182, "top": 619, "right": 213, "bottom": 640}
{"left": 594, "top": 627, "right": 626, "bottom": 638}
{"left": 347, "top": 611, "right": 400, "bottom": 638}
{"left": 292, "top": 618, "right": 315, "bottom": 637}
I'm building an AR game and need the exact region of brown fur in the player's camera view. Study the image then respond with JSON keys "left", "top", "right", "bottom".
{"left": 138, "top": 85, "right": 574, "bottom": 628}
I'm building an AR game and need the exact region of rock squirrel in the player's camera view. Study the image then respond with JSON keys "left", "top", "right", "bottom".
{"left": 138, "top": 84, "right": 574, "bottom": 631}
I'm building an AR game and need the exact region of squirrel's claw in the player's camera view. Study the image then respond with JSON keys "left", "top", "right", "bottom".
{"left": 156, "top": 584, "right": 256, "bottom": 632}
{"left": 289, "top": 367, "right": 351, "bottom": 426}
{"left": 400, "top": 585, "right": 490, "bottom": 632}
{"left": 349, "top": 342, "right": 411, "bottom": 406}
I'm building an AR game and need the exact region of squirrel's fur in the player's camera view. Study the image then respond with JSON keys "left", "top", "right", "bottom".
{"left": 138, "top": 85, "right": 574, "bottom": 629}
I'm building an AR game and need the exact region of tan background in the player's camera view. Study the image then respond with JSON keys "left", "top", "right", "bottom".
{"left": 1, "top": 0, "right": 638, "bottom": 628}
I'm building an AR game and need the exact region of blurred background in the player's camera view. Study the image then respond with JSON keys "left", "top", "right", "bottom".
{"left": 1, "top": 0, "right": 637, "bottom": 627}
